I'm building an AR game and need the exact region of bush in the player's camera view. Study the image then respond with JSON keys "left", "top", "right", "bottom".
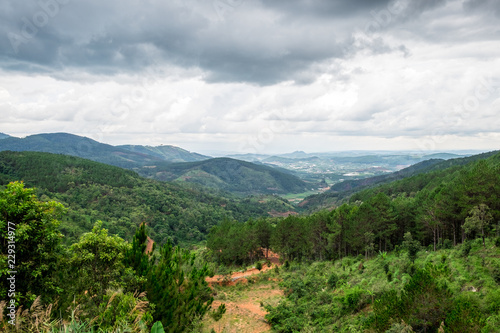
{"left": 342, "top": 286, "right": 365, "bottom": 314}
{"left": 441, "top": 239, "right": 453, "bottom": 249}
{"left": 445, "top": 294, "right": 483, "bottom": 333}
{"left": 327, "top": 273, "right": 339, "bottom": 289}
{"left": 461, "top": 241, "right": 472, "bottom": 257}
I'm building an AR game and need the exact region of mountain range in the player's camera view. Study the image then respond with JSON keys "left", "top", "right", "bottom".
{"left": 0, "top": 133, "right": 209, "bottom": 168}
{"left": 0, "top": 133, "right": 309, "bottom": 195}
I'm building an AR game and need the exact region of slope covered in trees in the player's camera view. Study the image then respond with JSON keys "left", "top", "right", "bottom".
{"left": 118, "top": 144, "right": 210, "bottom": 163}
{"left": 203, "top": 150, "right": 500, "bottom": 332}
{"left": 207, "top": 151, "right": 500, "bottom": 263}
{"left": 137, "top": 157, "right": 310, "bottom": 195}
{"left": 0, "top": 151, "right": 296, "bottom": 245}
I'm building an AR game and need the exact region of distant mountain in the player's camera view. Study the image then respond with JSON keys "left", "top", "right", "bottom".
{"left": 277, "top": 151, "right": 309, "bottom": 159}
{"left": 118, "top": 144, "right": 210, "bottom": 163}
{"left": 0, "top": 133, "right": 163, "bottom": 168}
{"left": 224, "top": 153, "right": 271, "bottom": 162}
{"left": 0, "top": 133, "right": 212, "bottom": 168}
{"left": 137, "top": 157, "right": 310, "bottom": 195}
{"left": 0, "top": 133, "right": 11, "bottom": 139}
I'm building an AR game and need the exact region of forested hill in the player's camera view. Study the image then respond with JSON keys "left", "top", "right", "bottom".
{"left": 0, "top": 132, "right": 209, "bottom": 168}
{"left": 300, "top": 150, "right": 499, "bottom": 211}
{"left": 118, "top": 144, "right": 210, "bottom": 162}
{"left": 0, "top": 151, "right": 296, "bottom": 244}
{"left": 0, "top": 132, "right": 10, "bottom": 139}
{"left": 137, "top": 157, "right": 310, "bottom": 195}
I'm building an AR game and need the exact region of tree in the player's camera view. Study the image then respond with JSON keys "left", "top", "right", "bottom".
{"left": 402, "top": 232, "right": 420, "bottom": 264}
{"left": 147, "top": 240, "right": 213, "bottom": 332}
{"left": 124, "top": 222, "right": 152, "bottom": 278}
{"left": 0, "top": 181, "right": 65, "bottom": 306}
{"left": 68, "top": 220, "right": 130, "bottom": 300}
{"left": 463, "top": 204, "right": 493, "bottom": 248}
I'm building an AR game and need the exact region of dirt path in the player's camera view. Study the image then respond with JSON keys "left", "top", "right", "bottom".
{"left": 206, "top": 250, "right": 281, "bottom": 286}
{"left": 205, "top": 284, "right": 283, "bottom": 333}
{"left": 203, "top": 250, "right": 283, "bottom": 332}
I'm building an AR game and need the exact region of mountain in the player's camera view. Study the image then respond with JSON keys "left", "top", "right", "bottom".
{"left": 137, "top": 157, "right": 310, "bottom": 195}
{"left": 117, "top": 144, "right": 210, "bottom": 163}
{"left": 0, "top": 133, "right": 11, "bottom": 139}
{"left": 0, "top": 133, "right": 164, "bottom": 168}
{"left": 0, "top": 151, "right": 296, "bottom": 244}
{"left": 0, "top": 133, "right": 211, "bottom": 168}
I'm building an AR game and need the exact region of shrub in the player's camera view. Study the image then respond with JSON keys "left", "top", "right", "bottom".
{"left": 256, "top": 262, "right": 263, "bottom": 271}
{"left": 327, "top": 273, "right": 339, "bottom": 289}
{"left": 342, "top": 286, "right": 365, "bottom": 314}
{"left": 461, "top": 241, "right": 472, "bottom": 257}
{"left": 445, "top": 294, "right": 483, "bottom": 333}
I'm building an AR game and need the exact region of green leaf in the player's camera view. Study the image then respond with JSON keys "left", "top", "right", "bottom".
{"left": 151, "top": 321, "right": 165, "bottom": 333}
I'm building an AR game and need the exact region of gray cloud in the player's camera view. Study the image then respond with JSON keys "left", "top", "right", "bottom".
{"left": 0, "top": 0, "right": 470, "bottom": 86}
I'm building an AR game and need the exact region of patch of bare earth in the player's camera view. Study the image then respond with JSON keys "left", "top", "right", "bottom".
{"left": 205, "top": 284, "right": 283, "bottom": 333}
{"left": 203, "top": 251, "right": 283, "bottom": 332}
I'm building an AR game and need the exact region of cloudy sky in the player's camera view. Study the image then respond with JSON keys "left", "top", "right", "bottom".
{"left": 1, "top": 0, "right": 499, "bottom": 154}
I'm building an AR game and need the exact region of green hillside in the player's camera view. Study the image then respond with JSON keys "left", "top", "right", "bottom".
{"left": 117, "top": 144, "right": 210, "bottom": 162}
{"left": 137, "top": 157, "right": 310, "bottom": 195}
{"left": 0, "top": 151, "right": 295, "bottom": 245}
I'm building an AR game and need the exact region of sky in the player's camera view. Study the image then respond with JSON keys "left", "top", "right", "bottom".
{"left": 0, "top": 0, "right": 499, "bottom": 155}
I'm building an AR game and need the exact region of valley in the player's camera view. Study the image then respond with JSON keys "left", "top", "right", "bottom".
{"left": 1, "top": 132, "right": 499, "bottom": 332}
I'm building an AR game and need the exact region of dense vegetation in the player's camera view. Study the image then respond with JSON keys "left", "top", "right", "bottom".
{"left": 1, "top": 148, "right": 499, "bottom": 332}
{"left": 0, "top": 182, "right": 214, "bottom": 332}
{"left": 0, "top": 151, "right": 296, "bottom": 245}
{"left": 137, "top": 157, "right": 309, "bottom": 195}
{"left": 208, "top": 151, "right": 500, "bottom": 263}
{"left": 203, "top": 151, "right": 500, "bottom": 332}
{"left": 263, "top": 240, "right": 500, "bottom": 332}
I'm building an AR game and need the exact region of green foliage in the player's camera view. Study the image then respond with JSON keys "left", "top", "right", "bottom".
{"left": 151, "top": 321, "right": 166, "bottom": 333}
{"left": 402, "top": 232, "right": 420, "bottom": 264}
{"left": 256, "top": 262, "right": 263, "bottom": 271}
{"left": 210, "top": 303, "right": 226, "bottom": 322}
{"left": 445, "top": 294, "right": 483, "bottom": 333}
{"left": 463, "top": 204, "right": 493, "bottom": 247}
{"left": 327, "top": 272, "right": 339, "bottom": 289}
{"left": 0, "top": 181, "right": 65, "bottom": 306}
{"left": 68, "top": 221, "right": 130, "bottom": 300}
{"left": 138, "top": 157, "right": 309, "bottom": 195}
{"left": 146, "top": 240, "right": 213, "bottom": 332}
